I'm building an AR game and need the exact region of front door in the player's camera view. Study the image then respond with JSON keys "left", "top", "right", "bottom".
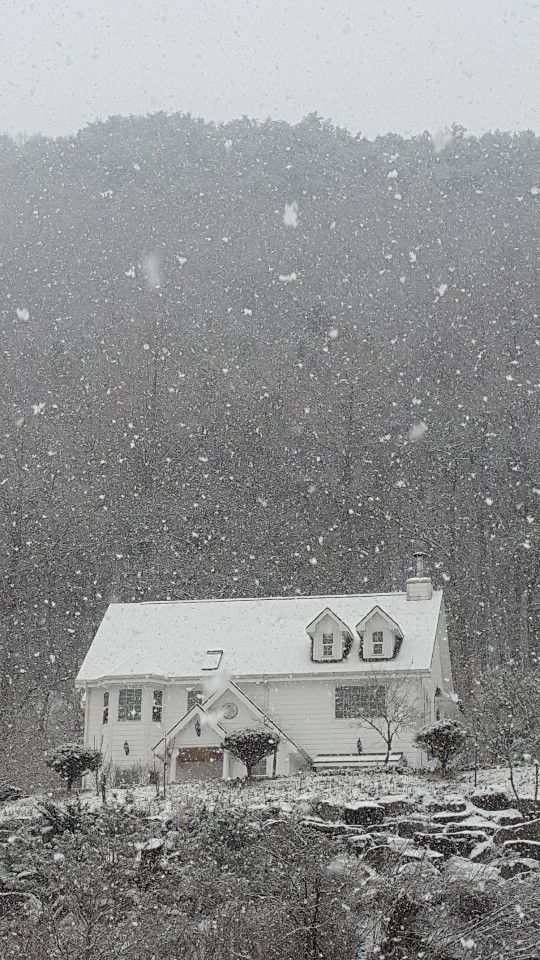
{"left": 176, "top": 747, "right": 223, "bottom": 781}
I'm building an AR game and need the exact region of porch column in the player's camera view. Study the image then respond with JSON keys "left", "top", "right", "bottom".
{"left": 275, "top": 741, "right": 290, "bottom": 776}
{"left": 222, "top": 749, "right": 231, "bottom": 779}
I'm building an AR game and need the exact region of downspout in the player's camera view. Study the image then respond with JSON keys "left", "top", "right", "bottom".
{"left": 83, "top": 684, "right": 89, "bottom": 745}
{"left": 163, "top": 732, "right": 167, "bottom": 800}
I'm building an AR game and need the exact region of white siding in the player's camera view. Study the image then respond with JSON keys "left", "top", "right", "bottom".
{"left": 172, "top": 717, "right": 221, "bottom": 747}
{"left": 84, "top": 675, "right": 428, "bottom": 769}
{"left": 211, "top": 691, "right": 262, "bottom": 733}
{"left": 242, "top": 676, "right": 425, "bottom": 766}
{"left": 161, "top": 683, "right": 200, "bottom": 731}
{"left": 85, "top": 683, "right": 172, "bottom": 769}
{"left": 86, "top": 686, "right": 109, "bottom": 756}
{"left": 429, "top": 605, "right": 455, "bottom": 720}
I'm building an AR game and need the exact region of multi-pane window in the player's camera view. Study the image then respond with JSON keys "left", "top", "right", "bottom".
{"left": 335, "top": 685, "right": 386, "bottom": 719}
{"left": 187, "top": 688, "right": 203, "bottom": 711}
{"left": 322, "top": 632, "right": 334, "bottom": 658}
{"left": 102, "top": 691, "right": 109, "bottom": 725}
{"left": 372, "top": 631, "right": 384, "bottom": 656}
{"left": 152, "top": 690, "right": 163, "bottom": 723}
{"left": 118, "top": 688, "right": 142, "bottom": 721}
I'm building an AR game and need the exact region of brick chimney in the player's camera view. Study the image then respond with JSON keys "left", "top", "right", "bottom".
{"left": 406, "top": 540, "right": 433, "bottom": 600}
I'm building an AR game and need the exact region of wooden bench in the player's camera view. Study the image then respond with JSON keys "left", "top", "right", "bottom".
{"left": 312, "top": 753, "right": 403, "bottom": 773}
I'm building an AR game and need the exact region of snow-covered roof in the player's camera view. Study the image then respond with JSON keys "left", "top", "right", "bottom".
{"left": 76, "top": 590, "right": 444, "bottom": 684}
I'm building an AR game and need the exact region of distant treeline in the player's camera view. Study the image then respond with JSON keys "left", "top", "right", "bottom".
{"left": 1, "top": 113, "right": 540, "bottom": 782}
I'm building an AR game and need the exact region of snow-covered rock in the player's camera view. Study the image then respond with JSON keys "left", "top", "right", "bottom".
{"left": 343, "top": 801, "right": 384, "bottom": 827}
{"left": 377, "top": 794, "right": 417, "bottom": 816}
{"left": 471, "top": 788, "right": 510, "bottom": 811}
{"left": 499, "top": 857, "right": 540, "bottom": 879}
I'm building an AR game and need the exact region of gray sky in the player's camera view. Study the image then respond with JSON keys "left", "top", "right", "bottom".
{"left": 1, "top": 0, "right": 539, "bottom": 139}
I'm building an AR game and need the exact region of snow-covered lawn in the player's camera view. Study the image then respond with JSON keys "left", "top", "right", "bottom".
{"left": 2, "top": 765, "right": 539, "bottom": 825}
{"left": 157, "top": 764, "right": 540, "bottom": 810}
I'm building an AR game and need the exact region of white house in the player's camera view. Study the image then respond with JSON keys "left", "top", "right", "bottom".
{"left": 75, "top": 552, "right": 455, "bottom": 780}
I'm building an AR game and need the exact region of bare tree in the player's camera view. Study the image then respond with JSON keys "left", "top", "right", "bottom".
{"left": 351, "top": 675, "right": 422, "bottom": 764}
{"left": 469, "top": 665, "right": 540, "bottom": 800}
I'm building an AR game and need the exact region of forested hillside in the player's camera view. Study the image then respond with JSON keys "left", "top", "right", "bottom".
{"left": 1, "top": 113, "right": 540, "bottom": 783}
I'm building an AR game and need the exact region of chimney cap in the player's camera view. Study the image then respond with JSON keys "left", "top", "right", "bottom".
{"left": 412, "top": 538, "right": 428, "bottom": 557}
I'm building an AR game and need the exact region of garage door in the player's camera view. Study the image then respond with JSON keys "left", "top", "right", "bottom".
{"left": 176, "top": 747, "right": 223, "bottom": 781}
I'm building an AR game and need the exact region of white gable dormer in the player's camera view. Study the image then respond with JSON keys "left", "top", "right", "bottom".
{"left": 356, "top": 606, "right": 403, "bottom": 660}
{"left": 306, "top": 607, "right": 353, "bottom": 663}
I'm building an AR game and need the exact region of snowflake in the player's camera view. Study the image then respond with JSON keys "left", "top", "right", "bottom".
{"left": 283, "top": 201, "right": 298, "bottom": 228}
{"left": 432, "top": 129, "right": 454, "bottom": 155}
{"left": 409, "top": 422, "right": 427, "bottom": 441}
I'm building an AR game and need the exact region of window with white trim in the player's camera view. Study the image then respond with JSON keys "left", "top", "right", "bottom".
{"left": 118, "top": 688, "right": 142, "bottom": 722}
{"left": 335, "top": 685, "right": 386, "bottom": 718}
{"left": 372, "top": 630, "right": 384, "bottom": 656}
{"left": 152, "top": 690, "right": 163, "bottom": 723}
{"left": 322, "top": 632, "right": 334, "bottom": 658}
{"left": 187, "top": 687, "right": 203, "bottom": 712}
{"left": 102, "top": 691, "right": 109, "bottom": 725}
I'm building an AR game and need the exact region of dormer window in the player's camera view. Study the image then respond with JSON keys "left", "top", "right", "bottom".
{"left": 306, "top": 608, "right": 353, "bottom": 663}
{"left": 322, "top": 633, "right": 334, "bottom": 658}
{"left": 356, "top": 606, "right": 404, "bottom": 661}
{"left": 372, "top": 631, "right": 384, "bottom": 657}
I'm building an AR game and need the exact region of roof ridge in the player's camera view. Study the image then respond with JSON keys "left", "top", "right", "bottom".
{"left": 111, "top": 590, "right": 435, "bottom": 607}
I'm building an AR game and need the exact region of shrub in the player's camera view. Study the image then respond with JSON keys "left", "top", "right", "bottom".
{"left": 414, "top": 719, "right": 468, "bottom": 774}
{"left": 222, "top": 729, "right": 279, "bottom": 778}
{"left": 37, "top": 798, "right": 85, "bottom": 836}
{"left": 45, "top": 743, "right": 102, "bottom": 791}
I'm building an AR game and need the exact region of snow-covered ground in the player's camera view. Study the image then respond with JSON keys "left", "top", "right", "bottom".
{"left": 2, "top": 764, "right": 538, "bottom": 825}
{"left": 150, "top": 764, "right": 540, "bottom": 810}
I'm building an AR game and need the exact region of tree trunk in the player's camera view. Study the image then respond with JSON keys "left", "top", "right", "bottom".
{"left": 384, "top": 724, "right": 392, "bottom": 764}
{"left": 508, "top": 755, "right": 520, "bottom": 802}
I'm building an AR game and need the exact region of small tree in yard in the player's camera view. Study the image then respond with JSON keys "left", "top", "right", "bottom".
{"left": 468, "top": 666, "right": 540, "bottom": 800}
{"left": 414, "top": 719, "right": 468, "bottom": 775}
{"left": 222, "top": 729, "right": 279, "bottom": 778}
{"left": 46, "top": 743, "right": 102, "bottom": 791}
{"left": 351, "top": 677, "right": 422, "bottom": 764}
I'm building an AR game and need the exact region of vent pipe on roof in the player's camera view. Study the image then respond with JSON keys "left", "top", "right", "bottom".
{"left": 406, "top": 540, "right": 432, "bottom": 600}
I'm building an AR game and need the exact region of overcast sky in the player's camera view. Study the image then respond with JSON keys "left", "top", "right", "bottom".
{"left": 1, "top": 0, "right": 539, "bottom": 139}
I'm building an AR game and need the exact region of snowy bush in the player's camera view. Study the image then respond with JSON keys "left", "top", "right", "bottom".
{"left": 45, "top": 743, "right": 102, "bottom": 791}
{"left": 414, "top": 719, "right": 469, "bottom": 774}
{"left": 222, "top": 729, "right": 279, "bottom": 778}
